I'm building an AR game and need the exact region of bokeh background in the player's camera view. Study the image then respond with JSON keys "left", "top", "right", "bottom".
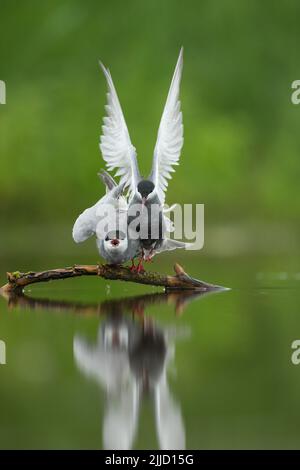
{"left": 1, "top": 0, "right": 300, "bottom": 450}
{"left": 1, "top": 0, "right": 300, "bottom": 261}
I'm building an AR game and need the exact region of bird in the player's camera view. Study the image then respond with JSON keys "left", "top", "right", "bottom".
{"left": 99, "top": 48, "right": 192, "bottom": 272}
{"left": 72, "top": 170, "right": 140, "bottom": 265}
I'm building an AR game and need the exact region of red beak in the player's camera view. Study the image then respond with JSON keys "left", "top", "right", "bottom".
{"left": 111, "top": 239, "right": 120, "bottom": 246}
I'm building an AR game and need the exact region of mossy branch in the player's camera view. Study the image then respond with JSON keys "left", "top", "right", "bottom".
{"left": 0, "top": 263, "right": 224, "bottom": 294}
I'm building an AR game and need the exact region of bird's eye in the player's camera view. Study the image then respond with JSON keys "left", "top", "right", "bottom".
{"left": 105, "top": 235, "right": 109, "bottom": 241}
{"left": 136, "top": 224, "right": 140, "bottom": 233}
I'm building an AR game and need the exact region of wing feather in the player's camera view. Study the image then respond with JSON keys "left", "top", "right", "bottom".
{"left": 150, "top": 48, "right": 184, "bottom": 204}
{"left": 99, "top": 62, "right": 140, "bottom": 195}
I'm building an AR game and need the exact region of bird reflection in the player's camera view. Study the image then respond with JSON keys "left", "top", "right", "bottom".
{"left": 74, "top": 308, "right": 189, "bottom": 449}
{"left": 1, "top": 287, "right": 223, "bottom": 450}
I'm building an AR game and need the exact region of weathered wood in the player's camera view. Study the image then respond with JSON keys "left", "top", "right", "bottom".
{"left": 0, "top": 263, "right": 224, "bottom": 294}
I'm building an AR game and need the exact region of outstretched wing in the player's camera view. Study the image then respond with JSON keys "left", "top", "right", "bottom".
{"left": 150, "top": 48, "right": 184, "bottom": 204}
{"left": 99, "top": 62, "right": 140, "bottom": 195}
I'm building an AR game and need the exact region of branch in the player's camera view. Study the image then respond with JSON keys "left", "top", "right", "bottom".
{"left": 0, "top": 263, "right": 225, "bottom": 294}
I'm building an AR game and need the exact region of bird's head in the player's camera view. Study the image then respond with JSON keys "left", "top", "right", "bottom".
{"left": 137, "top": 180, "right": 155, "bottom": 205}
{"left": 103, "top": 230, "right": 128, "bottom": 254}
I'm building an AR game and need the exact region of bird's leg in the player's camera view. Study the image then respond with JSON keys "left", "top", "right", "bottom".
{"left": 136, "top": 256, "right": 145, "bottom": 273}
{"left": 129, "top": 258, "right": 136, "bottom": 272}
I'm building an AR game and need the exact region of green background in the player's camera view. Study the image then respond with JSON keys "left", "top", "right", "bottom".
{"left": 1, "top": 0, "right": 300, "bottom": 230}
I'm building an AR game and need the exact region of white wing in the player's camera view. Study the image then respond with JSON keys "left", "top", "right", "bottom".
{"left": 151, "top": 48, "right": 184, "bottom": 204}
{"left": 72, "top": 205, "right": 98, "bottom": 243}
{"left": 72, "top": 184, "right": 127, "bottom": 243}
{"left": 99, "top": 62, "right": 140, "bottom": 195}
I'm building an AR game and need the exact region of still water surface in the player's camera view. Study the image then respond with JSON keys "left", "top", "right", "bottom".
{"left": 0, "top": 253, "right": 300, "bottom": 449}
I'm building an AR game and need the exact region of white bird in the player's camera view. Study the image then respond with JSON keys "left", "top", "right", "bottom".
{"left": 99, "top": 48, "right": 192, "bottom": 271}
{"left": 72, "top": 170, "right": 140, "bottom": 265}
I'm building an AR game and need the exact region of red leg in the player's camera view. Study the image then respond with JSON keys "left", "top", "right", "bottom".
{"left": 136, "top": 257, "right": 145, "bottom": 273}
{"left": 130, "top": 259, "right": 136, "bottom": 272}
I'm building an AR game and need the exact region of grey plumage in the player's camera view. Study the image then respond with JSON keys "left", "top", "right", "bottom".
{"left": 72, "top": 170, "right": 140, "bottom": 265}
{"left": 98, "top": 169, "right": 117, "bottom": 192}
{"left": 128, "top": 185, "right": 166, "bottom": 259}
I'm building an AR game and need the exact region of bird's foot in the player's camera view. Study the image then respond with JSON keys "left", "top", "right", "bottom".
{"left": 129, "top": 258, "right": 145, "bottom": 273}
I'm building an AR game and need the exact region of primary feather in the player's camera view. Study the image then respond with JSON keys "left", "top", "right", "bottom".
{"left": 150, "top": 48, "right": 184, "bottom": 204}
{"left": 99, "top": 62, "right": 140, "bottom": 197}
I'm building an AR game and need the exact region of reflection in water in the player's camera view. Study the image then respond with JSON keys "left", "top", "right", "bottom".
{"left": 1, "top": 287, "right": 223, "bottom": 450}
{"left": 74, "top": 310, "right": 188, "bottom": 449}
{"left": 1, "top": 288, "right": 216, "bottom": 317}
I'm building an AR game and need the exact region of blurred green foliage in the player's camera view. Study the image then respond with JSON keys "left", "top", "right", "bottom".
{"left": 1, "top": 0, "right": 300, "bottom": 227}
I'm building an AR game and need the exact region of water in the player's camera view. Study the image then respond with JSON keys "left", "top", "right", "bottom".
{"left": 0, "top": 253, "right": 300, "bottom": 449}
